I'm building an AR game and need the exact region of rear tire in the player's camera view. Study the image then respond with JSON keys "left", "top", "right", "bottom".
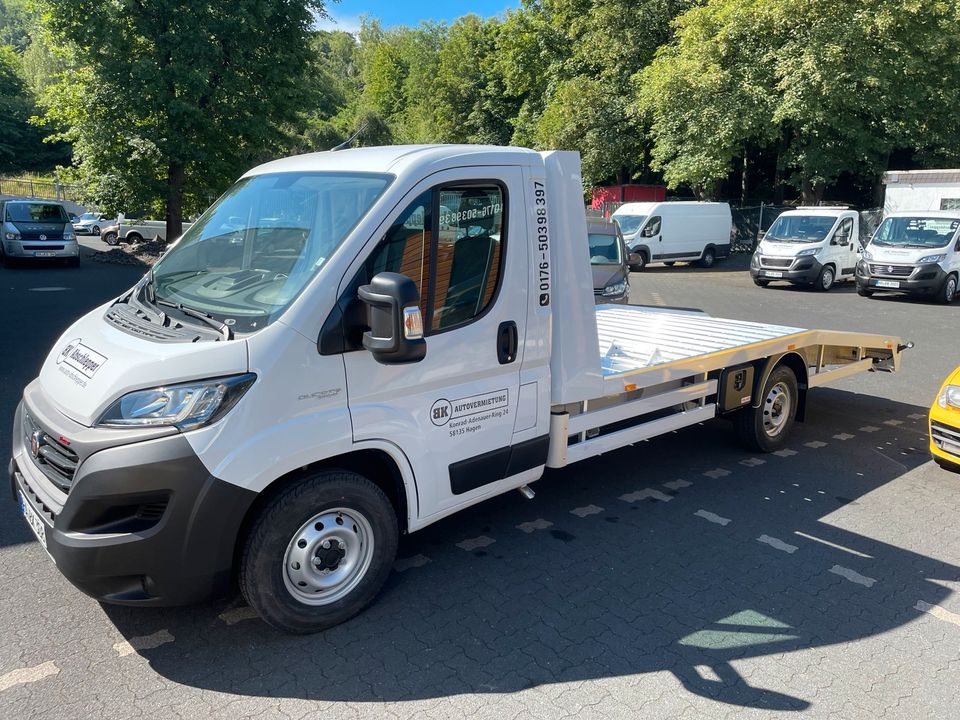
{"left": 697, "top": 247, "right": 716, "bottom": 268}
{"left": 734, "top": 365, "right": 798, "bottom": 452}
{"left": 938, "top": 274, "right": 957, "bottom": 304}
{"left": 815, "top": 265, "right": 835, "bottom": 292}
{"left": 126, "top": 232, "right": 143, "bottom": 244}
{"left": 239, "top": 469, "right": 399, "bottom": 634}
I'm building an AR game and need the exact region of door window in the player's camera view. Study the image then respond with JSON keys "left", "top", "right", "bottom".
{"left": 642, "top": 216, "right": 662, "bottom": 237}
{"left": 833, "top": 218, "right": 854, "bottom": 245}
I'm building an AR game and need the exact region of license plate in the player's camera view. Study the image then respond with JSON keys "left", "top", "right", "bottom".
{"left": 34, "top": 252, "right": 56, "bottom": 257}
{"left": 876, "top": 279, "right": 900, "bottom": 288}
{"left": 763, "top": 270, "right": 783, "bottom": 278}
{"left": 19, "top": 492, "right": 47, "bottom": 550}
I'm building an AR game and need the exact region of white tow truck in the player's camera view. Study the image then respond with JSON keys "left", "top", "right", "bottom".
{"left": 11, "top": 146, "right": 906, "bottom": 633}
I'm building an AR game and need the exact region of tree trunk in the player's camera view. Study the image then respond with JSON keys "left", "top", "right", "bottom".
{"left": 617, "top": 165, "right": 629, "bottom": 186}
{"left": 166, "top": 162, "right": 185, "bottom": 242}
{"left": 872, "top": 151, "right": 891, "bottom": 208}
{"left": 800, "top": 176, "right": 815, "bottom": 205}
{"left": 774, "top": 128, "right": 788, "bottom": 204}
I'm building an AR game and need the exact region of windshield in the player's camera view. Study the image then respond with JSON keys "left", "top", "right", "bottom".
{"left": 765, "top": 215, "right": 836, "bottom": 244}
{"left": 871, "top": 216, "right": 959, "bottom": 249}
{"left": 613, "top": 214, "right": 646, "bottom": 235}
{"left": 78, "top": 213, "right": 98, "bottom": 221}
{"left": 5, "top": 203, "right": 69, "bottom": 223}
{"left": 588, "top": 232, "right": 622, "bottom": 265}
{"left": 150, "top": 171, "right": 391, "bottom": 333}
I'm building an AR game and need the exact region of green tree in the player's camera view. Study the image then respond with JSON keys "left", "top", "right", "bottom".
{"left": 35, "top": 0, "right": 328, "bottom": 237}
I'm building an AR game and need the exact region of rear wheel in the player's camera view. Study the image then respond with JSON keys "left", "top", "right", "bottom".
{"left": 734, "top": 365, "right": 798, "bottom": 452}
{"left": 697, "top": 247, "right": 716, "bottom": 268}
{"left": 938, "top": 274, "right": 957, "bottom": 304}
{"left": 126, "top": 232, "right": 143, "bottom": 244}
{"left": 240, "top": 469, "right": 399, "bottom": 634}
{"left": 815, "top": 265, "right": 835, "bottom": 292}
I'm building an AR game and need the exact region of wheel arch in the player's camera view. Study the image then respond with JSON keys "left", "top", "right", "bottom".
{"left": 752, "top": 352, "right": 809, "bottom": 422}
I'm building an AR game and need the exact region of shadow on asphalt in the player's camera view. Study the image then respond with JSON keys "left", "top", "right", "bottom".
{"left": 101, "top": 389, "right": 958, "bottom": 713}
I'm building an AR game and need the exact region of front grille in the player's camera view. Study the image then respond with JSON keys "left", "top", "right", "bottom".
{"left": 932, "top": 420, "right": 960, "bottom": 458}
{"left": 23, "top": 411, "right": 78, "bottom": 493}
{"left": 20, "top": 234, "right": 65, "bottom": 242}
{"left": 760, "top": 257, "right": 793, "bottom": 268}
{"left": 23, "top": 244, "right": 65, "bottom": 251}
{"left": 869, "top": 263, "right": 914, "bottom": 277}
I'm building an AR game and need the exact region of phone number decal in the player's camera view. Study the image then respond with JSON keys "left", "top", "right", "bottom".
{"left": 533, "top": 180, "right": 550, "bottom": 307}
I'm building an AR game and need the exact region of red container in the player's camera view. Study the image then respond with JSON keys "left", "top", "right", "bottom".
{"left": 591, "top": 184, "right": 666, "bottom": 211}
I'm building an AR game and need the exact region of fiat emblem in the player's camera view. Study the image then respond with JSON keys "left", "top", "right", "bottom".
{"left": 39, "top": 234, "right": 47, "bottom": 241}
{"left": 30, "top": 430, "right": 44, "bottom": 458}
{"left": 887, "top": 265, "right": 894, "bottom": 273}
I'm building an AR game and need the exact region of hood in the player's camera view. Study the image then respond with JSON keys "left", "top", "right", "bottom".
{"left": 592, "top": 264, "right": 626, "bottom": 290}
{"left": 37, "top": 301, "right": 249, "bottom": 427}
{"left": 10, "top": 220, "right": 69, "bottom": 236}
{"left": 865, "top": 244, "right": 944, "bottom": 264}
{"left": 757, "top": 239, "right": 821, "bottom": 257}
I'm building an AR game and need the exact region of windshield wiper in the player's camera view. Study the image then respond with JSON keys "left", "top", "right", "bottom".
{"left": 156, "top": 298, "right": 233, "bottom": 340}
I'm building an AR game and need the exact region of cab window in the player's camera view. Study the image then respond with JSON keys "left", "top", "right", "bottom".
{"left": 642, "top": 216, "right": 662, "bottom": 237}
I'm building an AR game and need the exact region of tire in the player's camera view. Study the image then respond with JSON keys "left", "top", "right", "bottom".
{"left": 938, "top": 274, "right": 957, "bottom": 305}
{"left": 753, "top": 278, "right": 769, "bottom": 287}
{"left": 857, "top": 286, "right": 873, "bottom": 297}
{"left": 629, "top": 252, "right": 647, "bottom": 273}
{"left": 103, "top": 231, "right": 119, "bottom": 246}
{"left": 664, "top": 261, "right": 676, "bottom": 267}
{"left": 239, "top": 469, "right": 399, "bottom": 634}
{"left": 697, "top": 247, "right": 716, "bottom": 268}
{"left": 815, "top": 265, "right": 835, "bottom": 292}
{"left": 734, "top": 365, "right": 798, "bottom": 452}
{"left": 126, "top": 232, "right": 143, "bottom": 244}
{"left": 92, "top": 225, "right": 101, "bottom": 235}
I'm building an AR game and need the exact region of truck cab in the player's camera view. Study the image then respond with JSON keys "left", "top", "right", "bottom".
{"left": 751, "top": 208, "right": 860, "bottom": 291}
{"left": 856, "top": 210, "right": 960, "bottom": 304}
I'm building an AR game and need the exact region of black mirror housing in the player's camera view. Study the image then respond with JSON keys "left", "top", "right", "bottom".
{"left": 358, "top": 272, "right": 427, "bottom": 364}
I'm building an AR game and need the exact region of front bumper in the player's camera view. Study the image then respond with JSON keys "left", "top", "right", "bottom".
{"left": 930, "top": 412, "right": 960, "bottom": 473}
{"left": 4, "top": 239, "right": 79, "bottom": 259}
{"left": 855, "top": 262, "right": 946, "bottom": 296}
{"left": 10, "top": 398, "right": 256, "bottom": 605}
{"left": 750, "top": 256, "right": 822, "bottom": 283}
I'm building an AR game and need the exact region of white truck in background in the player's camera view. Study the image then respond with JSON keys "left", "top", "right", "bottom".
{"left": 11, "top": 146, "right": 906, "bottom": 633}
{"left": 750, "top": 207, "right": 861, "bottom": 291}
{"left": 117, "top": 213, "right": 193, "bottom": 243}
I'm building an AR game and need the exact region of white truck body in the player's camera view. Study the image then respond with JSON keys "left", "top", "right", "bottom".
{"left": 611, "top": 201, "right": 732, "bottom": 269}
{"left": 883, "top": 169, "right": 960, "bottom": 214}
{"left": 11, "top": 145, "right": 904, "bottom": 632}
{"left": 117, "top": 214, "right": 193, "bottom": 243}
{"left": 750, "top": 207, "right": 861, "bottom": 290}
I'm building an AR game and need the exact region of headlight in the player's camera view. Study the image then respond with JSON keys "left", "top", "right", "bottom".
{"left": 4, "top": 232, "right": 20, "bottom": 241}
{"left": 861, "top": 250, "right": 873, "bottom": 261}
{"left": 796, "top": 247, "right": 820, "bottom": 257}
{"left": 63, "top": 230, "right": 75, "bottom": 240}
{"left": 939, "top": 384, "right": 960, "bottom": 410}
{"left": 919, "top": 254, "right": 946, "bottom": 264}
{"left": 751, "top": 251, "right": 760, "bottom": 268}
{"left": 603, "top": 280, "right": 628, "bottom": 297}
{"left": 97, "top": 373, "right": 256, "bottom": 430}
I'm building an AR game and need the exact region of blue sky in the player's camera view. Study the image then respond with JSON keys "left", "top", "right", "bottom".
{"left": 316, "top": 1, "right": 520, "bottom": 32}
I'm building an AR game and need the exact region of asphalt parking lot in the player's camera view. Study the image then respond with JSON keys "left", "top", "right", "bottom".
{"left": 1, "top": 251, "right": 959, "bottom": 720}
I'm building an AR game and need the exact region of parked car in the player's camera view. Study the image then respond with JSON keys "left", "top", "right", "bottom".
{"left": 588, "top": 222, "right": 634, "bottom": 304}
{"left": 0, "top": 199, "right": 79, "bottom": 266}
{"left": 611, "top": 201, "right": 732, "bottom": 271}
{"left": 101, "top": 224, "right": 120, "bottom": 246}
{"left": 73, "top": 212, "right": 113, "bottom": 235}
{"left": 118, "top": 213, "right": 193, "bottom": 243}
{"left": 750, "top": 207, "right": 861, "bottom": 291}
{"left": 931, "top": 366, "right": 960, "bottom": 473}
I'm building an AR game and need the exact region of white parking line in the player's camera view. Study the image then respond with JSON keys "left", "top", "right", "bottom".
{"left": 456, "top": 536, "right": 495, "bottom": 551}
{"left": 516, "top": 519, "right": 553, "bottom": 534}
{"left": 662, "top": 479, "right": 692, "bottom": 490}
{"left": 27, "top": 287, "right": 71, "bottom": 292}
{"left": 694, "top": 509, "right": 731, "bottom": 526}
{"left": 773, "top": 448, "right": 798, "bottom": 457}
{"left": 113, "top": 629, "right": 174, "bottom": 657}
{"left": 0, "top": 661, "right": 59, "bottom": 693}
{"left": 219, "top": 606, "right": 259, "bottom": 625}
{"left": 914, "top": 601, "right": 960, "bottom": 627}
{"left": 620, "top": 488, "right": 673, "bottom": 503}
{"left": 804, "top": 441, "right": 828, "bottom": 449}
{"left": 393, "top": 554, "right": 432, "bottom": 572}
{"left": 832, "top": 433, "right": 855, "bottom": 441}
{"left": 702, "top": 468, "right": 731, "bottom": 479}
{"left": 740, "top": 457, "right": 766, "bottom": 467}
{"left": 757, "top": 535, "right": 798, "bottom": 553}
{"left": 859, "top": 426, "right": 880, "bottom": 433}
{"left": 829, "top": 565, "right": 876, "bottom": 588}
{"left": 570, "top": 504, "right": 604, "bottom": 517}
{"left": 883, "top": 419, "right": 903, "bottom": 426}
{"left": 907, "top": 413, "right": 926, "bottom": 421}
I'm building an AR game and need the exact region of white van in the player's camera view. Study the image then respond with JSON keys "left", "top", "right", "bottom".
{"left": 856, "top": 210, "right": 960, "bottom": 304}
{"left": 611, "top": 201, "right": 732, "bottom": 271}
{"left": 750, "top": 208, "right": 861, "bottom": 291}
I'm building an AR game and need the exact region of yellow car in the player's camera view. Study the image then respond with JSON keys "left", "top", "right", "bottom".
{"left": 931, "top": 366, "right": 960, "bottom": 473}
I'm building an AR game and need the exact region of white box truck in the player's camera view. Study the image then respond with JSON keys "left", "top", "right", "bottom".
{"left": 10, "top": 146, "right": 906, "bottom": 633}
{"left": 611, "top": 201, "right": 731, "bottom": 271}
{"left": 750, "top": 207, "right": 861, "bottom": 291}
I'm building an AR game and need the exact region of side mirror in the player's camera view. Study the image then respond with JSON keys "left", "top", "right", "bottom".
{"left": 641, "top": 226, "right": 654, "bottom": 238}
{"left": 358, "top": 272, "right": 426, "bottom": 365}
{"left": 627, "top": 252, "right": 642, "bottom": 266}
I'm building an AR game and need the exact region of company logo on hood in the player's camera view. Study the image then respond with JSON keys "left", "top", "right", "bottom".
{"left": 56, "top": 338, "right": 107, "bottom": 379}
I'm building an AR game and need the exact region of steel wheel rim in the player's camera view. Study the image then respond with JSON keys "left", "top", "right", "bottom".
{"left": 282, "top": 507, "right": 375, "bottom": 606}
{"left": 822, "top": 269, "right": 833, "bottom": 289}
{"left": 762, "top": 381, "right": 791, "bottom": 437}
{"left": 947, "top": 277, "right": 956, "bottom": 302}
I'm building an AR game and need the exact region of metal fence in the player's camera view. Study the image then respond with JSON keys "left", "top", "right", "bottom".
{"left": 0, "top": 177, "right": 82, "bottom": 203}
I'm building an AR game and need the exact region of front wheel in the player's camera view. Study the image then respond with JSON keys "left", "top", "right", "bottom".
{"left": 629, "top": 252, "right": 647, "bottom": 272}
{"left": 753, "top": 278, "right": 769, "bottom": 287}
{"left": 240, "top": 469, "right": 399, "bottom": 634}
{"left": 103, "top": 231, "right": 119, "bottom": 246}
{"left": 697, "top": 247, "right": 716, "bottom": 268}
{"left": 857, "top": 286, "right": 873, "bottom": 297}
{"left": 734, "top": 365, "right": 798, "bottom": 452}
{"left": 92, "top": 225, "right": 101, "bottom": 235}
{"left": 815, "top": 265, "right": 835, "bottom": 292}
{"left": 939, "top": 274, "right": 957, "bottom": 304}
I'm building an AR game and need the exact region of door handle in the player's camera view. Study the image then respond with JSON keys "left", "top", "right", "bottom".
{"left": 497, "top": 321, "right": 518, "bottom": 365}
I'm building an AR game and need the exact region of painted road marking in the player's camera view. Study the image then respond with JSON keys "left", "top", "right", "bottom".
{"left": 570, "top": 504, "right": 604, "bottom": 518}
{"left": 0, "top": 661, "right": 59, "bottom": 693}
{"left": 219, "top": 606, "right": 259, "bottom": 625}
{"left": 859, "top": 426, "right": 880, "bottom": 433}
{"left": 620, "top": 488, "right": 673, "bottom": 503}
{"left": 908, "top": 413, "right": 926, "bottom": 421}
{"left": 914, "top": 601, "right": 960, "bottom": 627}
{"left": 695, "top": 510, "right": 731, "bottom": 526}
{"left": 113, "top": 629, "right": 174, "bottom": 657}
{"left": 833, "top": 433, "right": 855, "bottom": 441}
{"left": 757, "top": 535, "right": 798, "bottom": 553}
{"left": 516, "top": 519, "right": 553, "bottom": 534}
{"left": 804, "top": 441, "right": 828, "bottom": 449}
{"left": 662, "top": 479, "right": 692, "bottom": 490}
{"left": 27, "top": 286, "right": 71, "bottom": 292}
{"left": 883, "top": 419, "right": 903, "bottom": 426}
{"left": 773, "top": 448, "right": 798, "bottom": 457}
{"left": 740, "top": 457, "right": 766, "bottom": 467}
{"left": 703, "top": 468, "right": 731, "bottom": 479}
{"left": 794, "top": 531, "right": 872, "bottom": 558}
{"left": 456, "top": 536, "right": 495, "bottom": 551}
{"left": 829, "top": 565, "right": 876, "bottom": 588}
{"left": 393, "top": 554, "right": 431, "bottom": 572}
